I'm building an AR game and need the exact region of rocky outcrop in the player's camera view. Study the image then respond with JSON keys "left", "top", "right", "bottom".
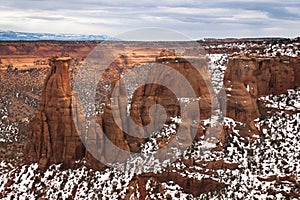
{"left": 138, "top": 171, "right": 225, "bottom": 198}
{"left": 24, "top": 53, "right": 298, "bottom": 170}
{"left": 23, "top": 51, "right": 207, "bottom": 170}
{"left": 24, "top": 57, "right": 85, "bottom": 169}
{"left": 96, "top": 52, "right": 214, "bottom": 154}
{"left": 224, "top": 55, "right": 300, "bottom": 97}
{"left": 224, "top": 55, "right": 300, "bottom": 137}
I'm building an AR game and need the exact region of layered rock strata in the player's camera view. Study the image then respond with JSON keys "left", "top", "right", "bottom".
{"left": 224, "top": 55, "right": 300, "bottom": 137}
{"left": 24, "top": 57, "right": 85, "bottom": 169}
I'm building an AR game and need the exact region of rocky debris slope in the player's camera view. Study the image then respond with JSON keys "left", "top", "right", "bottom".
{"left": 0, "top": 68, "right": 49, "bottom": 142}
{"left": 1, "top": 90, "right": 298, "bottom": 199}
{"left": 0, "top": 67, "right": 49, "bottom": 166}
{"left": 258, "top": 88, "right": 300, "bottom": 115}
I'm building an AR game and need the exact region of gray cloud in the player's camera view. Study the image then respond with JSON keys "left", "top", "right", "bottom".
{"left": 0, "top": 0, "right": 299, "bottom": 39}
{"left": 26, "top": 16, "right": 66, "bottom": 21}
{"left": 214, "top": 1, "right": 300, "bottom": 20}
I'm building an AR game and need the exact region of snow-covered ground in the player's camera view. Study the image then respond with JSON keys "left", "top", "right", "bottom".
{"left": 205, "top": 39, "right": 300, "bottom": 57}
{"left": 259, "top": 88, "right": 300, "bottom": 111}
{"left": 1, "top": 110, "right": 298, "bottom": 199}
{"left": 0, "top": 107, "right": 20, "bottom": 143}
{"left": 207, "top": 54, "right": 228, "bottom": 94}
{"left": 197, "top": 91, "right": 300, "bottom": 199}
{"left": 261, "top": 42, "right": 300, "bottom": 57}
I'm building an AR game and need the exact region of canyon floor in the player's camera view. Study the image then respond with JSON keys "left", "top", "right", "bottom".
{"left": 0, "top": 39, "right": 299, "bottom": 199}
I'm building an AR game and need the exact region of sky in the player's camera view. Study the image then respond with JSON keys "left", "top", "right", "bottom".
{"left": 0, "top": 0, "right": 299, "bottom": 40}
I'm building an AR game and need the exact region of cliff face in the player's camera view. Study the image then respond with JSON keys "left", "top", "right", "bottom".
{"left": 24, "top": 57, "right": 85, "bottom": 169}
{"left": 224, "top": 55, "right": 300, "bottom": 137}
{"left": 224, "top": 56, "right": 300, "bottom": 97}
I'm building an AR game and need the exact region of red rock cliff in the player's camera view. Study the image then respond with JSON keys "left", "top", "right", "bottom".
{"left": 224, "top": 55, "right": 300, "bottom": 137}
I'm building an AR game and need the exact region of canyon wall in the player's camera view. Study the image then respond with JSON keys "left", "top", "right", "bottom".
{"left": 224, "top": 55, "right": 300, "bottom": 137}
{"left": 24, "top": 52, "right": 300, "bottom": 170}
{"left": 224, "top": 56, "right": 300, "bottom": 97}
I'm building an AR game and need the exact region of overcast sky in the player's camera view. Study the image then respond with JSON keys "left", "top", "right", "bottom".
{"left": 0, "top": 0, "right": 299, "bottom": 39}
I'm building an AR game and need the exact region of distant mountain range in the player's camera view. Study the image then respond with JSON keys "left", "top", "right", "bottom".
{"left": 0, "top": 31, "right": 118, "bottom": 41}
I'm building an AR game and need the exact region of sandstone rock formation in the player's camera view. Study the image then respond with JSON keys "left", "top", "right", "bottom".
{"left": 23, "top": 52, "right": 298, "bottom": 171}
{"left": 95, "top": 51, "right": 214, "bottom": 155}
{"left": 24, "top": 57, "right": 85, "bottom": 169}
{"left": 23, "top": 50, "right": 299, "bottom": 171}
{"left": 225, "top": 55, "right": 300, "bottom": 97}
{"left": 223, "top": 55, "right": 300, "bottom": 137}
